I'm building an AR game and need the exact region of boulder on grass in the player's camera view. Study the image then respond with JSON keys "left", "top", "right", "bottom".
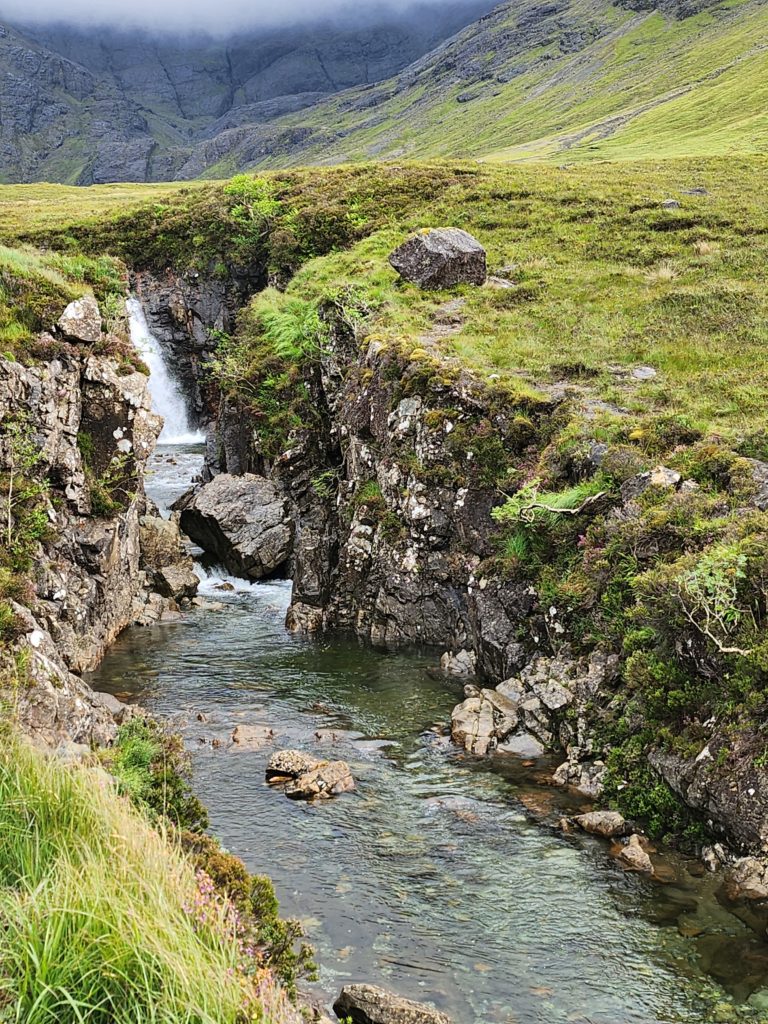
{"left": 389, "top": 228, "right": 487, "bottom": 289}
{"left": 58, "top": 295, "right": 102, "bottom": 344}
{"left": 180, "top": 473, "right": 293, "bottom": 580}
{"left": 333, "top": 984, "right": 453, "bottom": 1024}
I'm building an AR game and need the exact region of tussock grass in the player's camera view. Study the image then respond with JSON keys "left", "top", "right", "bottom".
{"left": 0, "top": 736, "right": 288, "bottom": 1024}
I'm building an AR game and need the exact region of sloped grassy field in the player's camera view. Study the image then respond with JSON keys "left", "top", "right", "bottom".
{"left": 209, "top": 0, "right": 768, "bottom": 171}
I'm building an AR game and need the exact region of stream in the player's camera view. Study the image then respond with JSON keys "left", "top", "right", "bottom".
{"left": 86, "top": 305, "right": 768, "bottom": 1023}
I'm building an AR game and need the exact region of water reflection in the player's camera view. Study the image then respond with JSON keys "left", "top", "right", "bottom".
{"left": 88, "top": 577, "right": 766, "bottom": 1023}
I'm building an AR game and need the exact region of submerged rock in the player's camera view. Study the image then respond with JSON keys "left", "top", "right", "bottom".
{"left": 388, "top": 228, "right": 487, "bottom": 289}
{"left": 333, "top": 983, "right": 453, "bottom": 1024}
{"left": 231, "top": 724, "right": 275, "bottom": 750}
{"left": 180, "top": 473, "right": 293, "bottom": 580}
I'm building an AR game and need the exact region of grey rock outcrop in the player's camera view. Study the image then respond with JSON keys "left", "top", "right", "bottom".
{"left": 57, "top": 295, "right": 102, "bottom": 343}
{"left": 139, "top": 514, "right": 199, "bottom": 603}
{"left": 333, "top": 984, "right": 452, "bottom": 1024}
{"left": 389, "top": 228, "right": 487, "bottom": 289}
{"left": 180, "top": 473, "right": 293, "bottom": 580}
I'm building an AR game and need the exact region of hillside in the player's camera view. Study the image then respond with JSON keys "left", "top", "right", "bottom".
{"left": 0, "top": 1, "right": 491, "bottom": 184}
{"left": 172, "top": 0, "right": 768, "bottom": 173}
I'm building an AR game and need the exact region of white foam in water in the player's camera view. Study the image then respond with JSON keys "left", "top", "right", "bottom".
{"left": 195, "top": 563, "right": 293, "bottom": 613}
{"left": 127, "top": 297, "right": 205, "bottom": 445}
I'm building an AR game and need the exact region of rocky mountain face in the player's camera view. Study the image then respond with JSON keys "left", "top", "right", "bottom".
{"left": 0, "top": 2, "right": 493, "bottom": 184}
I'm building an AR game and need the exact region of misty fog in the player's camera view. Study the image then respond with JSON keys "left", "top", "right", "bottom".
{"left": 1, "top": 0, "right": 464, "bottom": 35}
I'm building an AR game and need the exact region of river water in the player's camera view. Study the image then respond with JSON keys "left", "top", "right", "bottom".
{"left": 86, "top": 306, "right": 768, "bottom": 1023}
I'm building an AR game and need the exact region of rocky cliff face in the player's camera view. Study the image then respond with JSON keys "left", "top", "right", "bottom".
{"left": 0, "top": 302, "right": 193, "bottom": 748}
{"left": 0, "top": 2, "right": 493, "bottom": 183}
{"left": 130, "top": 268, "right": 768, "bottom": 862}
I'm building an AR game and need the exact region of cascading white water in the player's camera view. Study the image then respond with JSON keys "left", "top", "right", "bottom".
{"left": 127, "top": 297, "right": 204, "bottom": 445}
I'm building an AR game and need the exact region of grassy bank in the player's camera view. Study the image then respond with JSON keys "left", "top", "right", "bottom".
{"left": 0, "top": 732, "right": 302, "bottom": 1024}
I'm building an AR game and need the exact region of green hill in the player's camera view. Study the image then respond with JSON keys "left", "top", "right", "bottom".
{"left": 197, "top": 0, "right": 768, "bottom": 171}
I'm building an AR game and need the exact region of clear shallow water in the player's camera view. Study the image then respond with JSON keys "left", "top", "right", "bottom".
{"left": 88, "top": 448, "right": 768, "bottom": 1023}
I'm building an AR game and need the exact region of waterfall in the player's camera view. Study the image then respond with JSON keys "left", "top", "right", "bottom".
{"left": 127, "top": 298, "right": 204, "bottom": 445}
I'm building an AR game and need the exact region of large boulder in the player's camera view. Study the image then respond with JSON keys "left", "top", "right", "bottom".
{"left": 58, "top": 295, "right": 102, "bottom": 344}
{"left": 388, "top": 228, "right": 486, "bottom": 289}
{"left": 333, "top": 984, "right": 453, "bottom": 1024}
{"left": 180, "top": 473, "right": 293, "bottom": 580}
{"left": 140, "top": 514, "right": 199, "bottom": 602}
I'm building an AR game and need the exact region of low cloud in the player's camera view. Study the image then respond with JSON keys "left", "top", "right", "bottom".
{"left": 3, "top": 0, "right": 451, "bottom": 34}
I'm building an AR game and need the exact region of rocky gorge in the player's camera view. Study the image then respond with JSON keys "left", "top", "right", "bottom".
{"left": 7, "top": 162, "right": 768, "bottom": 1021}
{"left": 116, "top": 223, "right": 768, "bottom": 940}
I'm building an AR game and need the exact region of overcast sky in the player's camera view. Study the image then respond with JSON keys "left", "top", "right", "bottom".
{"left": 1, "top": 0, "right": 449, "bottom": 33}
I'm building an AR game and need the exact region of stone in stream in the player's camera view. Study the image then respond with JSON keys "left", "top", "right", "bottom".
{"left": 572, "top": 810, "right": 628, "bottom": 838}
{"left": 615, "top": 834, "right": 654, "bottom": 875}
{"left": 266, "top": 749, "right": 355, "bottom": 800}
{"left": 231, "top": 724, "right": 275, "bottom": 750}
{"left": 180, "top": 473, "right": 293, "bottom": 580}
{"left": 333, "top": 983, "right": 453, "bottom": 1024}
{"left": 388, "top": 228, "right": 487, "bottom": 289}
{"left": 285, "top": 760, "right": 356, "bottom": 800}
{"left": 450, "top": 687, "right": 518, "bottom": 755}
{"left": 266, "top": 749, "right": 321, "bottom": 780}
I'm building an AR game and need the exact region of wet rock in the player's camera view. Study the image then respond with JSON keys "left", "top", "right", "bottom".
{"left": 180, "top": 473, "right": 293, "bottom": 580}
{"left": 285, "top": 760, "right": 356, "bottom": 800}
{"left": 388, "top": 228, "right": 487, "bottom": 289}
{"left": 722, "top": 857, "right": 768, "bottom": 901}
{"left": 439, "top": 648, "right": 477, "bottom": 677}
{"left": 450, "top": 686, "right": 518, "bottom": 756}
{"left": 553, "top": 755, "right": 606, "bottom": 799}
{"left": 333, "top": 983, "right": 453, "bottom": 1024}
{"left": 155, "top": 564, "right": 200, "bottom": 602}
{"left": 231, "top": 724, "right": 275, "bottom": 750}
{"left": 58, "top": 295, "right": 102, "bottom": 344}
{"left": 573, "top": 810, "right": 628, "bottom": 838}
{"left": 266, "top": 749, "right": 321, "bottom": 780}
{"left": 497, "top": 732, "right": 545, "bottom": 756}
{"left": 616, "top": 834, "right": 654, "bottom": 874}
{"left": 620, "top": 465, "right": 681, "bottom": 502}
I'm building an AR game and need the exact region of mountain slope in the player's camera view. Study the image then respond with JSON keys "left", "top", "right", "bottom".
{"left": 190, "top": 0, "right": 768, "bottom": 172}
{"left": 0, "top": 2, "right": 492, "bottom": 184}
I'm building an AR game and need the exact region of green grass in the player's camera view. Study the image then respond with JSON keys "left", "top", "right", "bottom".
{"left": 0, "top": 734, "right": 297, "bottom": 1024}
